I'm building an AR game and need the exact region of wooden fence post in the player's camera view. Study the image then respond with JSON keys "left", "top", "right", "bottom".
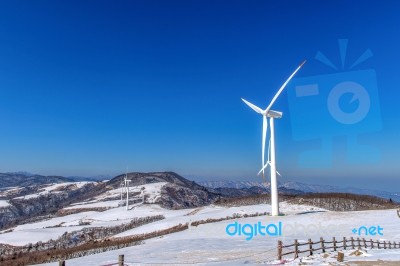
{"left": 294, "top": 239, "right": 299, "bottom": 258}
{"left": 59, "top": 261, "right": 65, "bottom": 266}
{"left": 278, "top": 240, "right": 282, "bottom": 260}
{"left": 321, "top": 237, "right": 325, "bottom": 253}
{"left": 333, "top": 237, "right": 337, "bottom": 251}
{"left": 337, "top": 252, "right": 344, "bottom": 262}
{"left": 370, "top": 239, "right": 374, "bottom": 249}
{"left": 357, "top": 237, "right": 361, "bottom": 249}
{"left": 308, "top": 238, "right": 313, "bottom": 256}
{"left": 389, "top": 241, "right": 392, "bottom": 249}
{"left": 384, "top": 241, "right": 387, "bottom": 249}
{"left": 363, "top": 238, "right": 367, "bottom": 248}
{"left": 119, "top": 254, "right": 124, "bottom": 266}
{"left": 351, "top": 237, "right": 355, "bottom": 249}
{"left": 377, "top": 240, "right": 380, "bottom": 249}
{"left": 343, "top": 237, "right": 347, "bottom": 250}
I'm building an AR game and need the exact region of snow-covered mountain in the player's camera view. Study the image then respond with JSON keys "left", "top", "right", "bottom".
{"left": 0, "top": 172, "right": 219, "bottom": 229}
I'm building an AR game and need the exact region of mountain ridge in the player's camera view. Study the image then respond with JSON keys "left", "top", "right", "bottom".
{"left": 0, "top": 173, "right": 74, "bottom": 189}
{"left": 198, "top": 180, "right": 400, "bottom": 202}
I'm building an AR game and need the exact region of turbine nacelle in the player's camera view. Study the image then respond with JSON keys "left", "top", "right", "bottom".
{"left": 265, "top": 110, "right": 282, "bottom": 119}
{"left": 241, "top": 99, "right": 282, "bottom": 118}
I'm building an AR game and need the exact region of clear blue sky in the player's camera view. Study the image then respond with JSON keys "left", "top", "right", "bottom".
{"left": 0, "top": 1, "right": 399, "bottom": 191}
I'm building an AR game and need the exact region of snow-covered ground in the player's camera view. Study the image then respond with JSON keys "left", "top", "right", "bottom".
{"left": 0, "top": 200, "right": 10, "bottom": 207}
{"left": 33, "top": 207, "right": 400, "bottom": 266}
{"left": 285, "top": 248, "right": 400, "bottom": 265}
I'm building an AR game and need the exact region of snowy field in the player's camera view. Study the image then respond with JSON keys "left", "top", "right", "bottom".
{"left": 31, "top": 207, "right": 400, "bottom": 265}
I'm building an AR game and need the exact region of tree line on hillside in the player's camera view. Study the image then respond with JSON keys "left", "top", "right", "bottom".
{"left": 289, "top": 193, "right": 398, "bottom": 211}
{"left": 215, "top": 192, "right": 399, "bottom": 211}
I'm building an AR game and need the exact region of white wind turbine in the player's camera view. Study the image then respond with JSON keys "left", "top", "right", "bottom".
{"left": 242, "top": 60, "right": 306, "bottom": 216}
{"left": 124, "top": 171, "right": 131, "bottom": 211}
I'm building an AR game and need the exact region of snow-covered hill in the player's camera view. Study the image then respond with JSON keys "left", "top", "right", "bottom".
{"left": 0, "top": 172, "right": 219, "bottom": 229}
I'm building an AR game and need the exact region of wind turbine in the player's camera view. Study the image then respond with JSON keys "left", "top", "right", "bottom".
{"left": 242, "top": 60, "right": 306, "bottom": 216}
{"left": 124, "top": 171, "right": 131, "bottom": 210}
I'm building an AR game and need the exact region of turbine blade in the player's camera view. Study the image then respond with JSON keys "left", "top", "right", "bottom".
{"left": 258, "top": 161, "right": 270, "bottom": 176}
{"left": 265, "top": 60, "right": 306, "bottom": 113}
{"left": 262, "top": 115, "right": 268, "bottom": 177}
{"left": 241, "top": 98, "right": 263, "bottom": 114}
{"left": 276, "top": 170, "right": 281, "bottom": 177}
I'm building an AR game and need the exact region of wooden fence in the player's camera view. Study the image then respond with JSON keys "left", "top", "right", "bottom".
{"left": 278, "top": 236, "right": 400, "bottom": 260}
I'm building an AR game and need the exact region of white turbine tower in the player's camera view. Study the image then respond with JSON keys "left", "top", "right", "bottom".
{"left": 124, "top": 172, "right": 131, "bottom": 211}
{"left": 242, "top": 60, "right": 306, "bottom": 216}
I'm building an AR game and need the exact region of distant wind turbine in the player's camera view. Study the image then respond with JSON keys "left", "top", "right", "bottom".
{"left": 242, "top": 60, "right": 306, "bottom": 216}
{"left": 124, "top": 171, "right": 131, "bottom": 211}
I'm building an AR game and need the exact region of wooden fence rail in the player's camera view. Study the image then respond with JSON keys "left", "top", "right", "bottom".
{"left": 278, "top": 236, "right": 400, "bottom": 260}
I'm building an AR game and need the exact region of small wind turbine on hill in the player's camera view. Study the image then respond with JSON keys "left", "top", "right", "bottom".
{"left": 124, "top": 172, "right": 131, "bottom": 210}
{"left": 242, "top": 60, "right": 306, "bottom": 216}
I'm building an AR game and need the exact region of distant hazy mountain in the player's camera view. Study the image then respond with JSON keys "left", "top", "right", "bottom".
{"left": 67, "top": 175, "right": 111, "bottom": 182}
{"left": 199, "top": 180, "right": 400, "bottom": 202}
{"left": 198, "top": 180, "right": 270, "bottom": 189}
{"left": 279, "top": 181, "right": 400, "bottom": 202}
{"left": 0, "top": 172, "right": 73, "bottom": 189}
